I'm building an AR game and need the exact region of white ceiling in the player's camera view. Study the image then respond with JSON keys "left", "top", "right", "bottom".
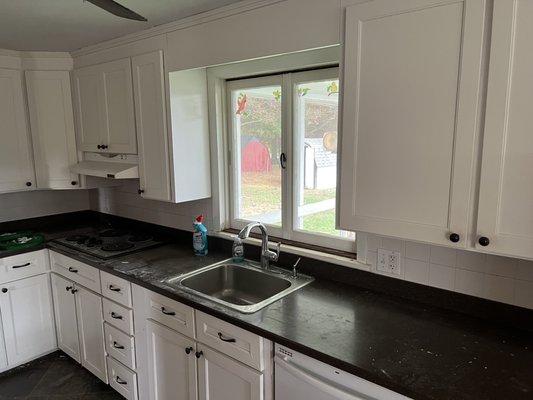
{"left": 0, "top": 0, "right": 244, "bottom": 52}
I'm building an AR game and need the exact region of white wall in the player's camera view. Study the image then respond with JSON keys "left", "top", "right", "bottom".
{"left": 0, "top": 190, "right": 91, "bottom": 222}
{"left": 359, "top": 233, "right": 533, "bottom": 310}
{"left": 90, "top": 180, "right": 211, "bottom": 232}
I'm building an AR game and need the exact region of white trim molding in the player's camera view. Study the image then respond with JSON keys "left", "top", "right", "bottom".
{"left": 0, "top": 49, "right": 73, "bottom": 71}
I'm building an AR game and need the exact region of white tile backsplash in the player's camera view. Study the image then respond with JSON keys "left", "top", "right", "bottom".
{"left": 483, "top": 274, "right": 515, "bottom": 304}
{"left": 405, "top": 242, "right": 430, "bottom": 262}
{"left": 429, "top": 245, "right": 457, "bottom": 266}
{"left": 363, "top": 234, "right": 533, "bottom": 310}
{"left": 0, "top": 189, "right": 91, "bottom": 222}
{"left": 404, "top": 258, "right": 429, "bottom": 284}
{"left": 455, "top": 268, "right": 484, "bottom": 297}
{"left": 429, "top": 263, "right": 455, "bottom": 290}
{"left": 90, "top": 180, "right": 212, "bottom": 232}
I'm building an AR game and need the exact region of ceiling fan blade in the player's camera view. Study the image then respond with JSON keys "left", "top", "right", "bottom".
{"left": 86, "top": 0, "right": 147, "bottom": 21}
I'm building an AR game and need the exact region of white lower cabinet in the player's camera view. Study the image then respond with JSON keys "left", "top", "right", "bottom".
{"left": 198, "top": 345, "right": 264, "bottom": 400}
{"left": 50, "top": 272, "right": 107, "bottom": 383}
{"left": 145, "top": 319, "right": 198, "bottom": 400}
{"left": 133, "top": 284, "right": 272, "bottom": 400}
{"left": 51, "top": 273, "right": 80, "bottom": 361}
{"left": 0, "top": 273, "right": 56, "bottom": 366}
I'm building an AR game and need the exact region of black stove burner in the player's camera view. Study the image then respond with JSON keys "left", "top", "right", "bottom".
{"left": 128, "top": 234, "right": 153, "bottom": 243}
{"left": 86, "top": 237, "right": 103, "bottom": 248}
{"left": 101, "top": 242, "right": 135, "bottom": 252}
{"left": 99, "top": 229, "right": 129, "bottom": 238}
{"left": 66, "top": 234, "right": 89, "bottom": 242}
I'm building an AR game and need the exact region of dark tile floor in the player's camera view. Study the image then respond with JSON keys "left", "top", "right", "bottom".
{"left": 0, "top": 351, "right": 123, "bottom": 399}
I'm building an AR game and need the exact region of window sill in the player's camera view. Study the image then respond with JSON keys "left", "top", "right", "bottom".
{"left": 214, "top": 230, "right": 371, "bottom": 272}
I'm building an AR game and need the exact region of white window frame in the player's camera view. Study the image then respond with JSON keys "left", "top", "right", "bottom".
{"left": 225, "top": 67, "right": 355, "bottom": 252}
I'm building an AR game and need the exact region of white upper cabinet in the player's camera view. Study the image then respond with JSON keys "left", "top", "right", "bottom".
{"left": 73, "top": 58, "right": 137, "bottom": 154}
{"left": 338, "top": 0, "right": 485, "bottom": 247}
{"left": 25, "top": 70, "right": 80, "bottom": 189}
{"left": 0, "top": 68, "right": 35, "bottom": 192}
{"left": 132, "top": 50, "right": 172, "bottom": 202}
{"left": 476, "top": 0, "right": 533, "bottom": 259}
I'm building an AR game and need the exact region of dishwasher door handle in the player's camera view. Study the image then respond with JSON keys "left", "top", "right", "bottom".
{"left": 275, "top": 356, "right": 367, "bottom": 400}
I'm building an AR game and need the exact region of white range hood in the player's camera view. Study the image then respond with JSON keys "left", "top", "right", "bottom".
{"left": 70, "top": 153, "right": 139, "bottom": 179}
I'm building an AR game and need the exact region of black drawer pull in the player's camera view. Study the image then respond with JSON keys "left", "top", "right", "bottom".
{"left": 218, "top": 332, "right": 236, "bottom": 343}
{"left": 71, "top": 288, "right": 78, "bottom": 294}
{"left": 113, "top": 341, "right": 125, "bottom": 349}
{"left": 161, "top": 307, "right": 175, "bottom": 316}
{"left": 109, "top": 285, "right": 121, "bottom": 292}
{"left": 185, "top": 346, "right": 193, "bottom": 355}
{"left": 195, "top": 351, "right": 203, "bottom": 359}
{"left": 66, "top": 286, "right": 73, "bottom": 292}
{"left": 12, "top": 262, "right": 31, "bottom": 269}
{"left": 111, "top": 312, "right": 123, "bottom": 320}
{"left": 115, "top": 376, "right": 127, "bottom": 385}
{"left": 68, "top": 267, "right": 78, "bottom": 273}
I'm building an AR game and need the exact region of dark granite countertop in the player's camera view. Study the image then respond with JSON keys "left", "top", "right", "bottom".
{"left": 2, "top": 212, "right": 532, "bottom": 400}
{"left": 46, "top": 242, "right": 533, "bottom": 400}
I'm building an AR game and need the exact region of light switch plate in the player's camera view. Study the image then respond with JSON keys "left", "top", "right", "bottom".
{"left": 377, "top": 248, "right": 401, "bottom": 275}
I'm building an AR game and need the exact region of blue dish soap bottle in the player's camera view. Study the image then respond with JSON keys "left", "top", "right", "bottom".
{"left": 193, "top": 215, "right": 208, "bottom": 256}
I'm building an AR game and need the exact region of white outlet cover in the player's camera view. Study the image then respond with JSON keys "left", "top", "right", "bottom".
{"left": 377, "top": 248, "right": 401, "bottom": 275}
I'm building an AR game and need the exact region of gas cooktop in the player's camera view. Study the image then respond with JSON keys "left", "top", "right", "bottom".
{"left": 54, "top": 228, "right": 164, "bottom": 259}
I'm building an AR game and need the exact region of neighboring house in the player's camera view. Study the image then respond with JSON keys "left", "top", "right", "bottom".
{"left": 304, "top": 138, "right": 337, "bottom": 189}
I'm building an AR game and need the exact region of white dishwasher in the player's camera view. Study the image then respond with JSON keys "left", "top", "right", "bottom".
{"left": 274, "top": 344, "right": 411, "bottom": 400}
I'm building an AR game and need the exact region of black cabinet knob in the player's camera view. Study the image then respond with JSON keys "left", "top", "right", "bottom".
{"left": 102, "top": 144, "right": 108, "bottom": 149}
{"left": 26, "top": 182, "right": 32, "bottom": 187}
{"left": 185, "top": 347, "right": 193, "bottom": 355}
{"left": 138, "top": 189, "right": 145, "bottom": 194}
{"left": 97, "top": 145, "right": 102, "bottom": 149}
{"left": 1, "top": 288, "right": 7, "bottom": 293}
{"left": 195, "top": 351, "right": 203, "bottom": 359}
{"left": 449, "top": 233, "right": 460, "bottom": 243}
{"left": 71, "top": 181, "right": 77, "bottom": 186}
{"left": 478, "top": 236, "right": 490, "bottom": 247}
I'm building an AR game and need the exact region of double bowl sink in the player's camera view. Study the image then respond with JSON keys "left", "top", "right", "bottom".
{"left": 162, "top": 259, "right": 314, "bottom": 313}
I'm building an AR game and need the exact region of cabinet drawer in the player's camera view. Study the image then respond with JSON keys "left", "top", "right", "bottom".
{"left": 0, "top": 250, "right": 49, "bottom": 284}
{"left": 50, "top": 251, "right": 101, "bottom": 293}
{"left": 107, "top": 356, "right": 138, "bottom": 400}
{"left": 101, "top": 271, "right": 132, "bottom": 307}
{"left": 103, "top": 298, "right": 134, "bottom": 336}
{"left": 104, "top": 323, "right": 135, "bottom": 370}
{"left": 144, "top": 290, "right": 195, "bottom": 338}
{"left": 196, "top": 311, "right": 265, "bottom": 370}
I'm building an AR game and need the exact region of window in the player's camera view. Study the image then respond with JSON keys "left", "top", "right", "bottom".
{"left": 227, "top": 68, "right": 355, "bottom": 252}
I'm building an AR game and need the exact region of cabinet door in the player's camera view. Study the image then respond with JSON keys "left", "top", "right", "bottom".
{"left": 145, "top": 319, "right": 197, "bottom": 400}
{"left": 75, "top": 285, "right": 107, "bottom": 382}
{"left": 0, "top": 68, "right": 35, "bottom": 191}
{"left": 338, "top": 0, "right": 485, "bottom": 247}
{"left": 0, "top": 314, "right": 6, "bottom": 370}
{"left": 476, "top": 0, "right": 533, "bottom": 259}
{"left": 25, "top": 70, "right": 80, "bottom": 189}
{"left": 73, "top": 65, "right": 106, "bottom": 152}
{"left": 132, "top": 51, "right": 172, "bottom": 201}
{"left": 101, "top": 58, "right": 137, "bottom": 154}
{"left": 0, "top": 274, "right": 56, "bottom": 365}
{"left": 51, "top": 273, "right": 80, "bottom": 361}
{"left": 198, "top": 346, "right": 263, "bottom": 400}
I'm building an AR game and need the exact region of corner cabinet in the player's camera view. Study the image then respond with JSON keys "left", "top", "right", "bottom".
{"left": 338, "top": 0, "right": 485, "bottom": 248}
{"left": 475, "top": 0, "right": 533, "bottom": 259}
{"left": 25, "top": 70, "right": 80, "bottom": 189}
{"left": 132, "top": 51, "right": 172, "bottom": 202}
{"left": 73, "top": 58, "right": 137, "bottom": 154}
{"left": 0, "top": 68, "right": 35, "bottom": 191}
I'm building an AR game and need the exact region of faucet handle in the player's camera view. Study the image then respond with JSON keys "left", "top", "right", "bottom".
{"left": 292, "top": 257, "right": 301, "bottom": 278}
{"left": 272, "top": 242, "right": 281, "bottom": 261}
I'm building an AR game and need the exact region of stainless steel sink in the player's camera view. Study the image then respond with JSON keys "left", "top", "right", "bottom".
{"left": 164, "top": 259, "right": 313, "bottom": 313}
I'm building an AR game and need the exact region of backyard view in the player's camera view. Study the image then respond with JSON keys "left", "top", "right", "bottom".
{"left": 231, "top": 76, "right": 354, "bottom": 240}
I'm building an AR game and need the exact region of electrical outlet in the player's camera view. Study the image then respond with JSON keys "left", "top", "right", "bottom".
{"left": 377, "top": 248, "right": 401, "bottom": 276}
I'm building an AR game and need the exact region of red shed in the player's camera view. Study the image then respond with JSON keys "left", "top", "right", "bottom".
{"left": 241, "top": 139, "right": 272, "bottom": 172}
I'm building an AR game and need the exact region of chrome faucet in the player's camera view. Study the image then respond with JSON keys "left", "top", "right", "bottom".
{"left": 237, "top": 222, "right": 280, "bottom": 269}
